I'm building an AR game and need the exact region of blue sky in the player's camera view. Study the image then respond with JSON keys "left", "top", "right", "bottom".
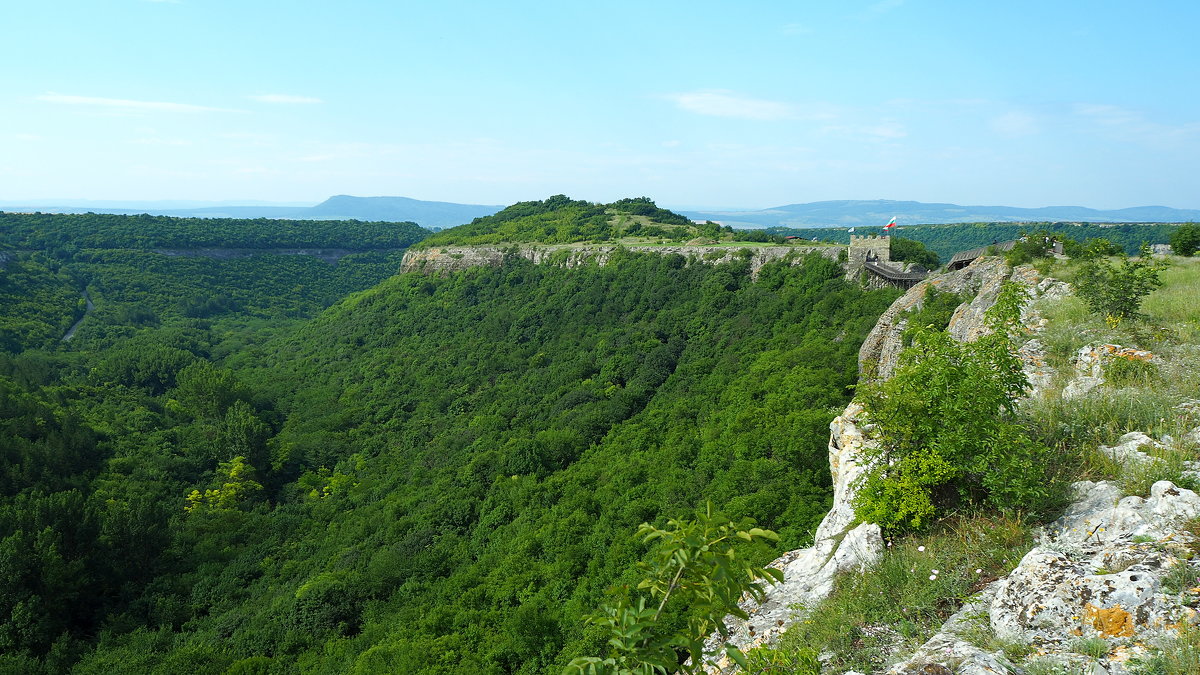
{"left": 2, "top": 0, "right": 1198, "bottom": 209}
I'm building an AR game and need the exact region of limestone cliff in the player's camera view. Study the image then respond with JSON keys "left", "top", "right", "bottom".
{"left": 399, "top": 244, "right": 841, "bottom": 279}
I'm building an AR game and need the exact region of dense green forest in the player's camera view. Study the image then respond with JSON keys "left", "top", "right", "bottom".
{"left": 778, "top": 221, "right": 1185, "bottom": 259}
{"left": 15, "top": 205, "right": 1169, "bottom": 672}
{"left": 0, "top": 212, "right": 430, "bottom": 356}
{"left": 0, "top": 215, "right": 900, "bottom": 672}
{"left": 0, "top": 212, "right": 428, "bottom": 250}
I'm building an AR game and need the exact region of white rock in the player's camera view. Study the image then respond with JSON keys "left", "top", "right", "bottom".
{"left": 703, "top": 404, "right": 884, "bottom": 668}
{"left": 888, "top": 480, "right": 1200, "bottom": 674}
{"left": 1098, "top": 432, "right": 1164, "bottom": 467}
{"left": 884, "top": 631, "right": 1014, "bottom": 674}
{"left": 1062, "top": 376, "right": 1104, "bottom": 400}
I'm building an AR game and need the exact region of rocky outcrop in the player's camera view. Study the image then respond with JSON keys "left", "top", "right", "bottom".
{"left": 889, "top": 477, "right": 1200, "bottom": 675}
{"left": 857, "top": 257, "right": 1007, "bottom": 381}
{"left": 858, "top": 257, "right": 1069, "bottom": 384}
{"left": 1062, "top": 343, "right": 1162, "bottom": 401}
{"left": 707, "top": 256, "right": 1079, "bottom": 671}
{"left": 398, "top": 244, "right": 842, "bottom": 279}
{"left": 704, "top": 403, "right": 883, "bottom": 666}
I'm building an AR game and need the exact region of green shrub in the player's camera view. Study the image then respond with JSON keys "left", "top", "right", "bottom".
{"left": 890, "top": 237, "right": 940, "bottom": 269}
{"left": 900, "top": 286, "right": 967, "bottom": 346}
{"left": 1064, "top": 237, "right": 1123, "bottom": 261}
{"left": 1005, "top": 230, "right": 1065, "bottom": 266}
{"left": 1073, "top": 245, "right": 1166, "bottom": 320}
{"left": 855, "top": 283, "right": 1064, "bottom": 530}
{"left": 741, "top": 645, "right": 820, "bottom": 674}
{"left": 1169, "top": 222, "right": 1200, "bottom": 257}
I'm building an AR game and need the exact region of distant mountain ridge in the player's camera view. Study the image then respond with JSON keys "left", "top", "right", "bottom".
{"left": 680, "top": 199, "right": 1200, "bottom": 228}
{"left": 0, "top": 195, "right": 504, "bottom": 230}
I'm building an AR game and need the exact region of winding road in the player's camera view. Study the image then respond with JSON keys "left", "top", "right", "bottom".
{"left": 61, "top": 290, "right": 94, "bottom": 342}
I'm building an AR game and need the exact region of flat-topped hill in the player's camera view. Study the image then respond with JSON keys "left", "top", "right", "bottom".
{"left": 413, "top": 194, "right": 798, "bottom": 249}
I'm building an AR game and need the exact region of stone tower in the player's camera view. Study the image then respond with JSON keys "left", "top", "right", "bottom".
{"left": 847, "top": 235, "right": 891, "bottom": 277}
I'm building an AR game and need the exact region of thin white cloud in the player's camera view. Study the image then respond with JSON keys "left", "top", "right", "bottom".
{"left": 863, "top": 122, "right": 907, "bottom": 139}
{"left": 822, "top": 121, "right": 907, "bottom": 141}
{"left": 664, "top": 90, "right": 811, "bottom": 121}
{"left": 37, "top": 92, "right": 242, "bottom": 113}
{"left": 863, "top": 0, "right": 904, "bottom": 17}
{"left": 1073, "top": 103, "right": 1140, "bottom": 127}
{"left": 990, "top": 111, "right": 1038, "bottom": 137}
{"left": 1072, "top": 102, "right": 1200, "bottom": 146}
{"left": 248, "top": 94, "right": 323, "bottom": 104}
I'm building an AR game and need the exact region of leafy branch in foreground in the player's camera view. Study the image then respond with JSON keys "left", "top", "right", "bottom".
{"left": 565, "top": 505, "right": 783, "bottom": 674}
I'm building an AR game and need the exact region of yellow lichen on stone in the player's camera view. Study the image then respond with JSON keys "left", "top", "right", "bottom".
{"left": 1085, "top": 603, "right": 1136, "bottom": 638}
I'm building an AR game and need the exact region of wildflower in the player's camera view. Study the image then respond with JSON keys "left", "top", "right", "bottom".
{"left": 918, "top": 545, "right": 926, "bottom": 552}
{"left": 931, "top": 569, "right": 940, "bottom": 574}
{"left": 975, "top": 568, "right": 982, "bottom": 574}
{"left": 929, "top": 574, "right": 938, "bottom": 581}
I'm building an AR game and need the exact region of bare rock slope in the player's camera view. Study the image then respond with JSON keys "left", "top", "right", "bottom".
{"left": 708, "top": 257, "right": 1185, "bottom": 674}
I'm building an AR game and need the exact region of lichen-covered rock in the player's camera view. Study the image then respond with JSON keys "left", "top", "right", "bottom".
{"left": 885, "top": 630, "right": 1015, "bottom": 675}
{"left": 1019, "top": 338, "right": 1055, "bottom": 396}
{"left": 859, "top": 258, "right": 1067, "bottom": 385}
{"left": 1063, "top": 376, "right": 1104, "bottom": 400}
{"left": 859, "top": 257, "right": 1011, "bottom": 381}
{"left": 888, "top": 480, "right": 1200, "bottom": 674}
{"left": 1074, "top": 344, "right": 1160, "bottom": 379}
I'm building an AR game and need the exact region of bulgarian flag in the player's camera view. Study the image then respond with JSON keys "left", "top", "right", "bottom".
{"left": 883, "top": 216, "right": 897, "bottom": 230}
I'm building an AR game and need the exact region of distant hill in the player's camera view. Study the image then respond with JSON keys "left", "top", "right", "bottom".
{"left": 302, "top": 195, "right": 502, "bottom": 227}
{"left": 680, "top": 200, "right": 1200, "bottom": 228}
{"left": 0, "top": 195, "right": 503, "bottom": 230}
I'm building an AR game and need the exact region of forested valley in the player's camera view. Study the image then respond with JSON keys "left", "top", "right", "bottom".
{"left": 0, "top": 205, "right": 906, "bottom": 673}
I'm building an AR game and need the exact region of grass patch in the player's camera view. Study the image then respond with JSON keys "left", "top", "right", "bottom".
{"left": 1023, "top": 390, "right": 1180, "bottom": 462}
{"left": 1070, "top": 636, "right": 1109, "bottom": 659}
{"left": 956, "top": 612, "right": 1036, "bottom": 661}
{"left": 1119, "top": 441, "right": 1200, "bottom": 496}
{"left": 770, "top": 512, "right": 1032, "bottom": 673}
{"left": 1142, "top": 256, "right": 1200, "bottom": 342}
{"left": 1160, "top": 558, "right": 1199, "bottom": 595}
{"left": 1127, "top": 621, "right": 1200, "bottom": 675}
{"left": 1022, "top": 658, "right": 1092, "bottom": 675}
